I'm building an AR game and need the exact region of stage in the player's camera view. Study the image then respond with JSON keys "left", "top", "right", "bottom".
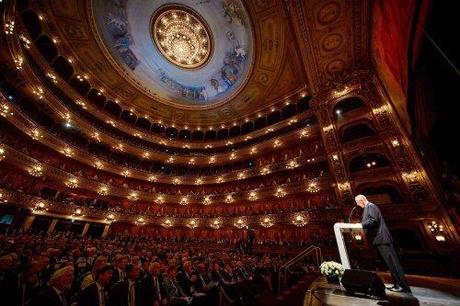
{"left": 303, "top": 275, "right": 460, "bottom": 306}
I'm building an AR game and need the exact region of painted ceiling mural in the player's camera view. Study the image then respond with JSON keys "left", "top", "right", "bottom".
{"left": 93, "top": 0, "right": 254, "bottom": 107}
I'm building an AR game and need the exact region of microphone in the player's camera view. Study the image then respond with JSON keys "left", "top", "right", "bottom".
{"left": 347, "top": 206, "right": 357, "bottom": 223}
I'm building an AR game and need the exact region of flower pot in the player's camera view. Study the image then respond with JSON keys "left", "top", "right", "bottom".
{"left": 326, "top": 276, "right": 340, "bottom": 284}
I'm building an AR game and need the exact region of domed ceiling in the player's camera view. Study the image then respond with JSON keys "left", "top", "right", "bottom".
{"left": 92, "top": 0, "right": 254, "bottom": 108}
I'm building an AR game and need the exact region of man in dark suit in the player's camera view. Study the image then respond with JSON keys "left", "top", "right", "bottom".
{"left": 108, "top": 264, "right": 143, "bottom": 306}
{"left": 140, "top": 262, "right": 167, "bottom": 306}
{"left": 77, "top": 264, "right": 114, "bottom": 306}
{"left": 29, "top": 265, "right": 74, "bottom": 306}
{"left": 355, "top": 194, "right": 411, "bottom": 293}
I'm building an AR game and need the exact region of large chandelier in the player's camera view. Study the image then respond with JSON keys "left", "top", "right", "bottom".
{"left": 152, "top": 6, "right": 212, "bottom": 69}
{"left": 65, "top": 177, "right": 78, "bottom": 189}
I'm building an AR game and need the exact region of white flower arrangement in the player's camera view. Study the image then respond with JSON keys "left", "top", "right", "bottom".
{"left": 320, "top": 261, "right": 345, "bottom": 279}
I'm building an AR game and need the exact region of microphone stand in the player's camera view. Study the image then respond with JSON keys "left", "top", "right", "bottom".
{"left": 347, "top": 206, "right": 357, "bottom": 223}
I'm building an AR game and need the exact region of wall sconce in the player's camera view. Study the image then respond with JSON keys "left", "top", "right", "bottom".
{"left": 186, "top": 219, "right": 198, "bottom": 229}
{"left": 155, "top": 195, "right": 165, "bottom": 204}
{"left": 98, "top": 186, "right": 109, "bottom": 196}
{"left": 210, "top": 219, "right": 221, "bottom": 229}
{"left": 428, "top": 221, "right": 446, "bottom": 242}
{"left": 292, "top": 214, "right": 307, "bottom": 227}
{"left": 234, "top": 218, "right": 246, "bottom": 229}
{"left": 162, "top": 219, "right": 172, "bottom": 228}
{"left": 225, "top": 194, "right": 234, "bottom": 203}
{"left": 203, "top": 195, "right": 212, "bottom": 205}
{"left": 275, "top": 187, "right": 286, "bottom": 198}
{"left": 261, "top": 217, "right": 274, "bottom": 228}
{"left": 136, "top": 217, "right": 146, "bottom": 226}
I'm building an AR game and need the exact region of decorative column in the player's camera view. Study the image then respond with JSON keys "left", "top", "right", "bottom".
{"left": 22, "top": 215, "right": 35, "bottom": 232}
{"left": 81, "top": 223, "right": 90, "bottom": 236}
{"left": 314, "top": 99, "right": 354, "bottom": 206}
{"left": 102, "top": 224, "right": 110, "bottom": 238}
{"left": 47, "top": 219, "right": 58, "bottom": 235}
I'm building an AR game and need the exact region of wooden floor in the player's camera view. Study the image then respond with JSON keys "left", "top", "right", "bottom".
{"left": 301, "top": 273, "right": 460, "bottom": 306}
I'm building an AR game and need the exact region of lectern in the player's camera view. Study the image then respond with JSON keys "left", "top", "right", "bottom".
{"left": 333, "top": 222, "right": 363, "bottom": 269}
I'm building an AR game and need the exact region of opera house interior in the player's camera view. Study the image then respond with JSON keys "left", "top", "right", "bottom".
{"left": 0, "top": 0, "right": 459, "bottom": 305}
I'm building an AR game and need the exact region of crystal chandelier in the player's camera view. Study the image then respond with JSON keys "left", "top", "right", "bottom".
{"left": 210, "top": 219, "right": 221, "bottom": 229}
{"left": 152, "top": 6, "right": 212, "bottom": 69}
{"left": 261, "top": 217, "right": 274, "bottom": 228}
{"left": 186, "top": 219, "right": 198, "bottom": 229}
{"left": 29, "top": 164, "right": 43, "bottom": 177}
{"left": 234, "top": 218, "right": 246, "bottom": 229}
{"left": 292, "top": 214, "right": 307, "bottom": 227}
{"left": 162, "top": 218, "right": 173, "bottom": 228}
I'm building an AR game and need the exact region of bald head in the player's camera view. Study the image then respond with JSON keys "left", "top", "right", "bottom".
{"left": 354, "top": 194, "right": 368, "bottom": 208}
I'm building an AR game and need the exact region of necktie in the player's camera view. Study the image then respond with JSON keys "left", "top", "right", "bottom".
{"left": 129, "top": 282, "right": 135, "bottom": 306}
{"left": 154, "top": 277, "right": 161, "bottom": 301}
{"left": 99, "top": 287, "right": 106, "bottom": 306}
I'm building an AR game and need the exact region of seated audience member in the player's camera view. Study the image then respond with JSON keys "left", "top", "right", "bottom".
{"left": 29, "top": 265, "right": 74, "bottom": 306}
{"left": 140, "top": 262, "right": 167, "bottom": 306}
{"left": 77, "top": 264, "right": 114, "bottom": 306}
{"left": 108, "top": 264, "right": 143, "bottom": 306}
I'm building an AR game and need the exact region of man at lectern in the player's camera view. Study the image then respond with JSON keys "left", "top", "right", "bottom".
{"left": 355, "top": 195, "right": 411, "bottom": 293}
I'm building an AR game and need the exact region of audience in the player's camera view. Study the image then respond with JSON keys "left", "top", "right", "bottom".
{"left": 0, "top": 230, "right": 318, "bottom": 306}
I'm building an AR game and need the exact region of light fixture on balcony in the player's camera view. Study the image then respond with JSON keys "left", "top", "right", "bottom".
{"left": 250, "top": 147, "right": 257, "bottom": 155}
{"left": 202, "top": 195, "right": 212, "bottom": 205}
{"left": 72, "top": 208, "right": 84, "bottom": 217}
{"left": 286, "top": 159, "right": 299, "bottom": 169}
{"left": 210, "top": 219, "right": 221, "bottom": 229}
{"left": 91, "top": 132, "right": 101, "bottom": 142}
{"left": 4, "top": 20, "right": 15, "bottom": 35}
{"left": 173, "top": 178, "right": 181, "bottom": 185}
{"left": 234, "top": 218, "right": 246, "bottom": 229}
{"left": 292, "top": 214, "right": 307, "bottom": 227}
{"left": 428, "top": 220, "right": 446, "bottom": 242}
{"left": 66, "top": 177, "right": 78, "bottom": 189}
{"left": 121, "top": 169, "right": 131, "bottom": 177}
{"left": 142, "top": 152, "right": 150, "bottom": 159}
{"left": 299, "top": 129, "right": 309, "bottom": 138}
{"left": 33, "top": 201, "right": 48, "bottom": 213}
{"left": 106, "top": 213, "right": 116, "bottom": 223}
{"left": 237, "top": 172, "right": 246, "bottom": 180}
{"left": 248, "top": 191, "right": 257, "bottom": 201}
{"left": 155, "top": 194, "right": 165, "bottom": 204}
{"left": 273, "top": 139, "right": 282, "bottom": 148}
{"left": 306, "top": 181, "right": 320, "bottom": 193}
{"left": 366, "top": 161, "right": 377, "bottom": 168}
{"left": 180, "top": 196, "right": 189, "bottom": 205}
{"left": 0, "top": 146, "right": 5, "bottom": 161}
{"left": 147, "top": 175, "right": 157, "bottom": 182}
{"left": 186, "top": 219, "right": 198, "bottom": 229}
{"left": 216, "top": 177, "right": 224, "bottom": 183}
{"left": 29, "top": 164, "right": 43, "bottom": 177}
{"left": 167, "top": 156, "right": 175, "bottom": 163}
{"left": 225, "top": 194, "right": 234, "bottom": 203}
{"left": 162, "top": 218, "right": 173, "bottom": 228}
{"left": 128, "top": 192, "right": 138, "bottom": 201}
{"left": 0, "top": 103, "right": 13, "bottom": 118}
{"left": 260, "top": 167, "right": 270, "bottom": 175}
{"left": 275, "top": 187, "right": 286, "bottom": 198}
{"left": 98, "top": 186, "right": 109, "bottom": 196}
{"left": 209, "top": 156, "right": 216, "bottom": 164}
{"left": 229, "top": 153, "right": 237, "bottom": 160}
{"left": 189, "top": 158, "right": 196, "bottom": 165}
{"left": 391, "top": 139, "right": 400, "bottom": 147}
{"left": 94, "top": 160, "right": 103, "bottom": 169}
{"left": 136, "top": 217, "right": 146, "bottom": 226}
{"left": 195, "top": 178, "right": 203, "bottom": 185}
{"left": 62, "top": 147, "right": 73, "bottom": 157}
{"left": 30, "top": 128, "right": 43, "bottom": 140}
{"left": 261, "top": 217, "right": 274, "bottom": 228}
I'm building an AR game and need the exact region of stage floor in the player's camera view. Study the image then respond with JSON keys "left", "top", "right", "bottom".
{"left": 303, "top": 275, "right": 460, "bottom": 306}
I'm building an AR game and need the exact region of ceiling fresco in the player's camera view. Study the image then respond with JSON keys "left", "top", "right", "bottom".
{"left": 93, "top": 0, "right": 254, "bottom": 107}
